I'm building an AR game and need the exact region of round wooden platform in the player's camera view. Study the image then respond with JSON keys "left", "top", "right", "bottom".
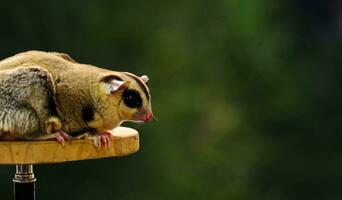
{"left": 0, "top": 127, "right": 139, "bottom": 165}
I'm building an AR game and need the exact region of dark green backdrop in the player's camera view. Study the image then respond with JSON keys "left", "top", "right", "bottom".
{"left": 0, "top": 0, "right": 341, "bottom": 199}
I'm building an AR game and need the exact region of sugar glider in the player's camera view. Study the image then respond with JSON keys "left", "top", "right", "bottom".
{"left": 0, "top": 51, "right": 153, "bottom": 147}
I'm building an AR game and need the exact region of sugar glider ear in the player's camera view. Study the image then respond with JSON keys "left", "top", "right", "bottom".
{"left": 140, "top": 75, "right": 149, "bottom": 83}
{"left": 108, "top": 80, "right": 130, "bottom": 94}
{"left": 102, "top": 76, "right": 130, "bottom": 94}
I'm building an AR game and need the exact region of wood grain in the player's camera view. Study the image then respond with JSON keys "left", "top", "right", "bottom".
{"left": 0, "top": 127, "right": 139, "bottom": 165}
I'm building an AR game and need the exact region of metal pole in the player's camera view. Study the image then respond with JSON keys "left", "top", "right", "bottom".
{"left": 13, "top": 164, "right": 36, "bottom": 200}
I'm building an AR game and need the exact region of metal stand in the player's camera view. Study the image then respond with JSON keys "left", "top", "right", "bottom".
{"left": 0, "top": 127, "right": 138, "bottom": 199}
{"left": 13, "top": 165, "right": 36, "bottom": 200}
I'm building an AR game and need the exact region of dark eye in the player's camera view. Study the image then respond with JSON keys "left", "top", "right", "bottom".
{"left": 123, "top": 89, "right": 142, "bottom": 108}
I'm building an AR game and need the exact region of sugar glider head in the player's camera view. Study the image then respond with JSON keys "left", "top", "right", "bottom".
{"left": 101, "top": 72, "right": 153, "bottom": 123}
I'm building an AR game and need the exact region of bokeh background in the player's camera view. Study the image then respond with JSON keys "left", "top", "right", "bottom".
{"left": 0, "top": 0, "right": 341, "bottom": 199}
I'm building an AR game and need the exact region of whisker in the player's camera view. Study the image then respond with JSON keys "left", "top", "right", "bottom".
{"left": 153, "top": 114, "right": 159, "bottom": 122}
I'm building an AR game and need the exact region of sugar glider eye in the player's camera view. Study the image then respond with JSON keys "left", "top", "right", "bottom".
{"left": 123, "top": 89, "right": 142, "bottom": 108}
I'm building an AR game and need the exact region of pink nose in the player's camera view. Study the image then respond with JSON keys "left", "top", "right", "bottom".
{"left": 144, "top": 111, "right": 153, "bottom": 122}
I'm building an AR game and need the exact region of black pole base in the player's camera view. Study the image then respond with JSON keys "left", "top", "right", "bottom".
{"left": 13, "top": 165, "right": 36, "bottom": 200}
{"left": 14, "top": 182, "right": 35, "bottom": 200}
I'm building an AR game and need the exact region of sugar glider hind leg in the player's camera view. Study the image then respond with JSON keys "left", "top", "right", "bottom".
{"left": 0, "top": 67, "right": 70, "bottom": 142}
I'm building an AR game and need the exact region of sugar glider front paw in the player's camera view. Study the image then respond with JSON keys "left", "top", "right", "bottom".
{"left": 88, "top": 130, "right": 113, "bottom": 148}
{"left": 55, "top": 130, "right": 71, "bottom": 144}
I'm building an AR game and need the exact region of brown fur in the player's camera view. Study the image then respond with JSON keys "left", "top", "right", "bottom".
{"left": 0, "top": 51, "right": 152, "bottom": 137}
{"left": 0, "top": 66, "right": 61, "bottom": 139}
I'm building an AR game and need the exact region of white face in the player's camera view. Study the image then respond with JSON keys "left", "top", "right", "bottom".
{"left": 119, "top": 86, "right": 153, "bottom": 123}
{"left": 103, "top": 73, "right": 153, "bottom": 123}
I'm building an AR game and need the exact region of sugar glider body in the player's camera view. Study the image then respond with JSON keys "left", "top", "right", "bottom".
{"left": 0, "top": 51, "right": 153, "bottom": 145}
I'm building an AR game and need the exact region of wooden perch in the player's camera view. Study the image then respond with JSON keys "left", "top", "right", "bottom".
{"left": 0, "top": 127, "right": 139, "bottom": 165}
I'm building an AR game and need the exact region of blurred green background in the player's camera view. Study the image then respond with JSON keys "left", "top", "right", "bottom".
{"left": 0, "top": 0, "right": 341, "bottom": 199}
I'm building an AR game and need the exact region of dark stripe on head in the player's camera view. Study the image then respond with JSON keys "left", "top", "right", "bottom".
{"left": 124, "top": 72, "right": 150, "bottom": 101}
{"left": 101, "top": 75, "right": 123, "bottom": 82}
